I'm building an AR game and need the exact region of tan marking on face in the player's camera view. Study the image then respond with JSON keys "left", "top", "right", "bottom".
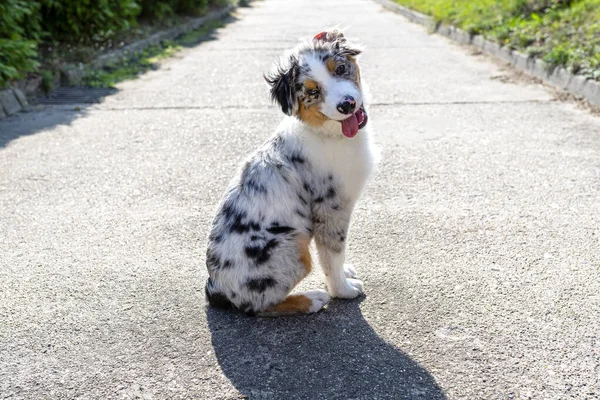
{"left": 304, "top": 79, "right": 318, "bottom": 90}
{"left": 326, "top": 58, "right": 336, "bottom": 73}
{"left": 348, "top": 56, "right": 361, "bottom": 84}
{"left": 298, "top": 102, "right": 328, "bottom": 127}
{"left": 263, "top": 294, "right": 312, "bottom": 315}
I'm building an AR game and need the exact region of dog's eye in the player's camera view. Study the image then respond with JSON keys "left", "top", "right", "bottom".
{"left": 335, "top": 64, "right": 346, "bottom": 75}
{"left": 307, "top": 89, "right": 320, "bottom": 97}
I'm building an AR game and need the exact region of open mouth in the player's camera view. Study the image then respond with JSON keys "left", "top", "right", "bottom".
{"left": 340, "top": 105, "right": 368, "bottom": 138}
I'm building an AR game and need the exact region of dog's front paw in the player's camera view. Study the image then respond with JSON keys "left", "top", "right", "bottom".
{"left": 329, "top": 278, "right": 364, "bottom": 299}
{"left": 343, "top": 264, "right": 358, "bottom": 278}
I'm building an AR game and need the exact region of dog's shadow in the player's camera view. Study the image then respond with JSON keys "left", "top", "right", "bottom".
{"left": 207, "top": 297, "right": 446, "bottom": 399}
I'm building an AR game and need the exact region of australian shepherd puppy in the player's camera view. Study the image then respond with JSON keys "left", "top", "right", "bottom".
{"left": 205, "top": 30, "right": 375, "bottom": 316}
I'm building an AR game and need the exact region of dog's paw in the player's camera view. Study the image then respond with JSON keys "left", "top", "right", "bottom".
{"left": 329, "top": 278, "right": 364, "bottom": 299}
{"left": 305, "top": 289, "right": 330, "bottom": 313}
{"left": 343, "top": 264, "right": 358, "bottom": 278}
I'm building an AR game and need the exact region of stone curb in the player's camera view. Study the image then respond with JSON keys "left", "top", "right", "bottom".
{"left": 93, "top": 5, "right": 235, "bottom": 70}
{"left": 60, "top": 5, "right": 235, "bottom": 87}
{"left": 0, "top": 4, "right": 237, "bottom": 120}
{"left": 373, "top": 0, "right": 435, "bottom": 30}
{"left": 0, "top": 88, "right": 29, "bottom": 118}
{"left": 373, "top": 0, "right": 600, "bottom": 106}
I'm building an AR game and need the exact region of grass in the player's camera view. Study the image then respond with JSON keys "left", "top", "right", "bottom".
{"left": 83, "top": 18, "right": 225, "bottom": 87}
{"left": 394, "top": 0, "right": 600, "bottom": 80}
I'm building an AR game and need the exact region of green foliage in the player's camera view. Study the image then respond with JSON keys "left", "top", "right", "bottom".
{"left": 84, "top": 14, "right": 225, "bottom": 87}
{"left": 84, "top": 14, "right": 224, "bottom": 88}
{"left": 139, "top": 0, "right": 209, "bottom": 23}
{"left": 0, "top": 0, "right": 43, "bottom": 86}
{"left": 40, "top": 0, "right": 141, "bottom": 44}
{"left": 84, "top": 41, "right": 182, "bottom": 87}
{"left": 0, "top": 0, "right": 233, "bottom": 87}
{"left": 395, "top": 0, "right": 600, "bottom": 80}
{"left": 178, "top": 18, "right": 224, "bottom": 46}
{"left": 39, "top": 69, "right": 54, "bottom": 93}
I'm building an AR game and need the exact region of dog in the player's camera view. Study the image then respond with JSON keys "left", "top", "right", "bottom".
{"left": 205, "top": 30, "right": 375, "bottom": 316}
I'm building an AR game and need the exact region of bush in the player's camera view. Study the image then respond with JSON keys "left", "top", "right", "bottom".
{"left": 40, "top": 0, "right": 141, "bottom": 44}
{"left": 0, "top": 0, "right": 43, "bottom": 86}
{"left": 0, "top": 0, "right": 232, "bottom": 88}
{"left": 395, "top": 0, "right": 600, "bottom": 81}
{"left": 139, "top": 0, "right": 209, "bottom": 22}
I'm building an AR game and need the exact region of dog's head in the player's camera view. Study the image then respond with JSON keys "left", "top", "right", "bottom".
{"left": 265, "top": 30, "right": 367, "bottom": 138}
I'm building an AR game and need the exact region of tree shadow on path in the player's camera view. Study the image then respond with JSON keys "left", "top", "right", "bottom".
{"left": 207, "top": 297, "right": 446, "bottom": 399}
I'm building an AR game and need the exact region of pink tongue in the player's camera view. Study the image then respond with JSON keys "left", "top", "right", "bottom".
{"left": 341, "top": 113, "right": 359, "bottom": 138}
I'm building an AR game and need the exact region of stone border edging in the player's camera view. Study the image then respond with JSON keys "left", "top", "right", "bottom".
{"left": 93, "top": 5, "right": 234, "bottom": 69}
{"left": 0, "top": 88, "right": 29, "bottom": 118}
{"left": 373, "top": 0, "right": 600, "bottom": 106}
{"left": 1, "top": 4, "right": 236, "bottom": 120}
{"left": 61, "top": 5, "right": 236, "bottom": 87}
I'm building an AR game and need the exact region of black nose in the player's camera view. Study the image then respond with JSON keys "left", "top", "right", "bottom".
{"left": 336, "top": 96, "right": 356, "bottom": 115}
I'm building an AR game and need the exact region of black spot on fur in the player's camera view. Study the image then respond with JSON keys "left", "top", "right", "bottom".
{"left": 326, "top": 187, "right": 336, "bottom": 199}
{"left": 314, "top": 196, "right": 324, "bottom": 203}
{"left": 239, "top": 302, "right": 256, "bottom": 316}
{"left": 230, "top": 213, "right": 261, "bottom": 234}
{"left": 246, "top": 277, "right": 277, "bottom": 293}
{"left": 289, "top": 154, "right": 305, "bottom": 165}
{"left": 223, "top": 260, "right": 232, "bottom": 268}
{"left": 339, "top": 235, "right": 346, "bottom": 242}
{"left": 245, "top": 239, "right": 279, "bottom": 264}
{"left": 332, "top": 204, "right": 340, "bottom": 211}
{"left": 245, "top": 179, "right": 267, "bottom": 194}
{"left": 209, "top": 231, "right": 224, "bottom": 243}
{"left": 303, "top": 182, "right": 313, "bottom": 195}
{"left": 299, "top": 64, "right": 311, "bottom": 75}
{"left": 221, "top": 201, "right": 236, "bottom": 219}
{"left": 241, "top": 162, "right": 267, "bottom": 194}
{"left": 231, "top": 214, "right": 250, "bottom": 234}
{"left": 296, "top": 209, "right": 308, "bottom": 219}
{"left": 298, "top": 193, "right": 308, "bottom": 205}
{"left": 206, "top": 248, "right": 221, "bottom": 271}
{"left": 328, "top": 174, "right": 333, "bottom": 181}
{"left": 250, "top": 235, "right": 261, "bottom": 241}
{"left": 271, "top": 136, "right": 283, "bottom": 149}
{"left": 267, "top": 225, "right": 294, "bottom": 234}
{"left": 205, "top": 278, "right": 234, "bottom": 310}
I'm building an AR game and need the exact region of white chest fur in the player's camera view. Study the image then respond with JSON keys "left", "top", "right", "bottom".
{"left": 283, "top": 118, "right": 375, "bottom": 205}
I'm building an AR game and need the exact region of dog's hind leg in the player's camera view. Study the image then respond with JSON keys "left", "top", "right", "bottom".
{"left": 258, "top": 236, "right": 329, "bottom": 316}
{"left": 258, "top": 289, "right": 329, "bottom": 317}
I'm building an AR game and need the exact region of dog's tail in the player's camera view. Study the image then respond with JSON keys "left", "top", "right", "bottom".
{"left": 205, "top": 277, "right": 234, "bottom": 310}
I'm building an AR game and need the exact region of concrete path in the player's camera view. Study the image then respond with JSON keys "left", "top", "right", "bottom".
{"left": 1, "top": 0, "right": 599, "bottom": 398}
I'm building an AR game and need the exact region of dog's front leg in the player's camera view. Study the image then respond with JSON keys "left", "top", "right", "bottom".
{"left": 314, "top": 219, "right": 363, "bottom": 299}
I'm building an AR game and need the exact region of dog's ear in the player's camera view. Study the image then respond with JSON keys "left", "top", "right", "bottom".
{"left": 314, "top": 30, "right": 344, "bottom": 43}
{"left": 315, "top": 29, "right": 363, "bottom": 57}
{"left": 339, "top": 41, "right": 363, "bottom": 57}
{"left": 264, "top": 57, "right": 297, "bottom": 116}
